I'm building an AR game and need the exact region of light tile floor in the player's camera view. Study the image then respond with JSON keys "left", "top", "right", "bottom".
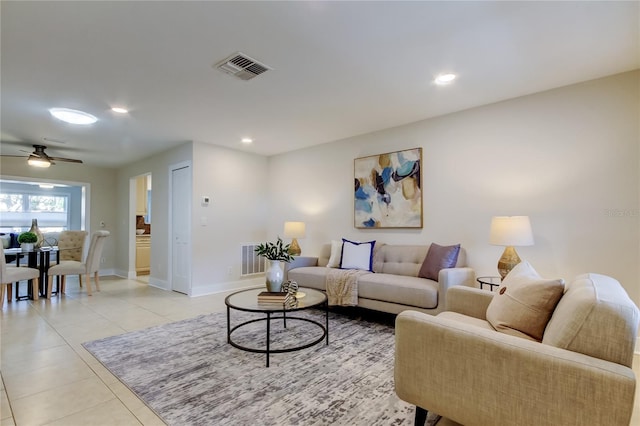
{"left": 1, "top": 276, "right": 232, "bottom": 426}
{"left": 1, "top": 276, "right": 639, "bottom": 425}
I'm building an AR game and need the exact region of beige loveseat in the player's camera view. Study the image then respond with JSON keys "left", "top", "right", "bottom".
{"left": 395, "top": 273, "right": 639, "bottom": 426}
{"left": 286, "top": 243, "right": 475, "bottom": 315}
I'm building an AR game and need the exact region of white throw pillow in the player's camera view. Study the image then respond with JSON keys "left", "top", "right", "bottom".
{"left": 340, "top": 239, "right": 375, "bottom": 271}
{"left": 326, "top": 240, "right": 343, "bottom": 268}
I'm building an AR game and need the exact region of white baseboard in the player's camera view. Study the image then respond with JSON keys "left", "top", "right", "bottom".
{"left": 190, "top": 277, "right": 263, "bottom": 297}
{"left": 111, "top": 269, "right": 131, "bottom": 278}
{"left": 95, "top": 273, "right": 262, "bottom": 297}
{"left": 148, "top": 277, "right": 170, "bottom": 291}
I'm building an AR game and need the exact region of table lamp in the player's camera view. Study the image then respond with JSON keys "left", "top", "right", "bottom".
{"left": 489, "top": 216, "right": 534, "bottom": 279}
{"left": 284, "top": 221, "right": 306, "bottom": 256}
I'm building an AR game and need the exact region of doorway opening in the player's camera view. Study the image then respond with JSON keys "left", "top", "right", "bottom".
{"left": 133, "top": 173, "right": 152, "bottom": 280}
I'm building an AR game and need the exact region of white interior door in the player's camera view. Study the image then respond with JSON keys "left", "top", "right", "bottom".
{"left": 171, "top": 164, "right": 191, "bottom": 294}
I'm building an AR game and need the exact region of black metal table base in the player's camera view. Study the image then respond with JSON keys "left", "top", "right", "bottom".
{"left": 227, "top": 304, "right": 329, "bottom": 367}
{"left": 10, "top": 249, "right": 60, "bottom": 300}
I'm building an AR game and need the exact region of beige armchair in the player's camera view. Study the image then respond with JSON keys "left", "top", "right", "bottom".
{"left": 395, "top": 273, "right": 639, "bottom": 426}
{"left": 47, "top": 230, "right": 109, "bottom": 297}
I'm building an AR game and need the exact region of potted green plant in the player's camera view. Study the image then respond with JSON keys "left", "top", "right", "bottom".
{"left": 255, "top": 237, "right": 295, "bottom": 292}
{"left": 18, "top": 231, "right": 38, "bottom": 251}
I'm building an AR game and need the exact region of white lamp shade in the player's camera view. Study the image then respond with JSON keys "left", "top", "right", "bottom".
{"left": 284, "top": 221, "right": 306, "bottom": 239}
{"left": 489, "top": 216, "right": 534, "bottom": 246}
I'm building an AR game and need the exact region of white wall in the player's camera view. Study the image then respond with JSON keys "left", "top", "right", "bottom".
{"left": 269, "top": 70, "right": 640, "bottom": 304}
{"left": 4, "top": 71, "right": 637, "bottom": 305}
{"left": 115, "top": 141, "right": 268, "bottom": 295}
{"left": 0, "top": 159, "right": 118, "bottom": 272}
{"left": 115, "top": 142, "right": 193, "bottom": 287}
{"left": 190, "top": 142, "right": 269, "bottom": 295}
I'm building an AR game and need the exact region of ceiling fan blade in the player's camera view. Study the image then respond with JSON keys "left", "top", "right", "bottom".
{"left": 49, "top": 157, "right": 83, "bottom": 164}
{"left": 0, "top": 154, "right": 28, "bottom": 158}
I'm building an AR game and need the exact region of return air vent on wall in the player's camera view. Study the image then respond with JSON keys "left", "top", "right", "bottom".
{"left": 241, "top": 243, "right": 266, "bottom": 276}
{"left": 215, "top": 52, "right": 271, "bottom": 81}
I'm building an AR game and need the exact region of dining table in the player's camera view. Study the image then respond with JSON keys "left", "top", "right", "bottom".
{"left": 4, "top": 246, "right": 61, "bottom": 299}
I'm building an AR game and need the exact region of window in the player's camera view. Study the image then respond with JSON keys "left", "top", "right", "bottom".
{"left": 0, "top": 192, "right": 70, "bottom": 233}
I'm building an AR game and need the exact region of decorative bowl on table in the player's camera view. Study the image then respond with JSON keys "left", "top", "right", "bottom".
{"left": 136, "top": 229, "right": 145, "bottom": 235}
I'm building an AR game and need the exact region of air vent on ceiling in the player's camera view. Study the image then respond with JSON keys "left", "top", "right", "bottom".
{"left": 215, "top": 52, "right": 271, "bottom": 81}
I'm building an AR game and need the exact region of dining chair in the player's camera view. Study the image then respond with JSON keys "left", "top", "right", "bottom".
{"left": 47, "top": 230, "right": 109, "bottom": 298}
{"left": 1, "top": 246, "right": 39, "bottom": 306}
{"left": 54, "top": 230, "right": 88, "bottom": 288}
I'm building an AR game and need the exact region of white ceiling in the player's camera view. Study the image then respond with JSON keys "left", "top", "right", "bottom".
{"left": 1, "top": 1, "right": 638, "bottom": 168}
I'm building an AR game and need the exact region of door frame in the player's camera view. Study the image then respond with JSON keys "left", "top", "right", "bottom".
{"left": 168, "top": 161, "right": 192, "bottom": 295}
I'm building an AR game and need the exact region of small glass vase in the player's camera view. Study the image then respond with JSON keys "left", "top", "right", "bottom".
{"left": 29, "top": 218, "right": 44, "bottom": 249}
{"left": 266, "top": 260, "right": 284, "bottom": 292}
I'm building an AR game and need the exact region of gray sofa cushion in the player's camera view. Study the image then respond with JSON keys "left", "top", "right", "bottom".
{"left": 372, "top": 244, "right": 428, "bottom": 276}
{"left": 288, "top": 266, "right": 329, "bottom": 291}
{"left": 358, "top": 273, "right": 438, "bottom": 309}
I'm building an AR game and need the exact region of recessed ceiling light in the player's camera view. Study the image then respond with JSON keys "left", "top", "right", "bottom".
{"left": 39, "top": 184, "right": 55, "bottom": 189}
{"left": 49, "top": 108, "right": 98, "bottom": 125}
{"left": 434, "top": 73, "right": 456, "bottom": 85}
{"left": 241, "top": 138, "right": 253, "bottom": 144}
{"left": 111, "top": 107, "right": 129, "bottom": 114}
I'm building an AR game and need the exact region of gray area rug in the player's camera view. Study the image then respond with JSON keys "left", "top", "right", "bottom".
{"left": 83, "top": 309, "right": 441, "bottom": 425}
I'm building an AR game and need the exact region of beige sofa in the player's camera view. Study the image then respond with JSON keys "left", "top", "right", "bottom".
{"left": 395, "top": 273, "right": 639, "bottom": 426}
{"left": 286, "top": 243, "right": 475, "bottom": 315}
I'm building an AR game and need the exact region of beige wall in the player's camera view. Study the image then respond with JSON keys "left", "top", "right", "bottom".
{"left": 269, "top": 70, "right": 640, "bottom": 304}
{"left": 114, "top": 141, "right": 268, "bottom": 294}
{"left": 0, "top": 159, "right": 118, "bottom": 272}
{"left": 115, "top": 142, "right": 192, "bottom": 287}
{"left": 4, "top": 71, "right": 638, "bottom": 305}
{"left": 190, "top": 142, "right": 269, "bottom": 295}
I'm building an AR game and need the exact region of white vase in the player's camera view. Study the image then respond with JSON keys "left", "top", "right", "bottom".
{"left": 21, "top": 243, "right": 34, "bottom": 252}
{"left": 266, "top": 260, "right": 284, "bottom": 292}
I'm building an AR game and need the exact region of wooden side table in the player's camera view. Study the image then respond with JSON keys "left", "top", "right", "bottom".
{"left": 476, "top": 276, "right": 501, "bottom": 292}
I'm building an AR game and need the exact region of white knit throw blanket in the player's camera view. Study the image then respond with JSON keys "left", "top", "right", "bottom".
{"left": 325, "top": 269, "right": 368, "bottom": 306}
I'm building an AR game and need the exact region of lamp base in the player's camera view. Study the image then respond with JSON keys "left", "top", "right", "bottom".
{"left": 497, "top": 246, "right": 521, "bottom": 279}
{"left": 289, "top": 238, "right": 301, "bottom": 256}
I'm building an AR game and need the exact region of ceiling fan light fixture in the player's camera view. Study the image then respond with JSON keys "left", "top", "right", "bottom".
{"left": 28, "top": 155, "right": 51, "bottom": 168}
{"left": 49, "top": 107, "right": 98, "bottom": 125}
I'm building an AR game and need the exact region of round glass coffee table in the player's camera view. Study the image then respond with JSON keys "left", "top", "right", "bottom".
{"left": 225, "top": 287, "right": 328, "bottom": 367}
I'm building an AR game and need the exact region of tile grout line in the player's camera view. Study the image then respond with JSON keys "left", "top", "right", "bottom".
{"left": 12, "top": 291, "right": 149, "bottom": 425}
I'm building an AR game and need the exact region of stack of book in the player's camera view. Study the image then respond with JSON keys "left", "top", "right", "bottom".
{"left": 257, "top": 291, "right": 287, "bottom": 304}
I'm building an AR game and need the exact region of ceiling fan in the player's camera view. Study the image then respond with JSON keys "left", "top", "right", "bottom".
{"left": 2, "top": 144, "right": 83, "bottom": 168}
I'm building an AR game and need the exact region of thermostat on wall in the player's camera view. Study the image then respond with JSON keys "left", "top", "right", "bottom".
{"left": 201, "top": 196, "right": 210, "bottom": 206}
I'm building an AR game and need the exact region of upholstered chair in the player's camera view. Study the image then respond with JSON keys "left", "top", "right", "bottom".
{"left": 47, "top": 230, "right": 109, "bottom": 298}
{"left": 54, "top": 230, "right": 88, "bottom": 289}
{"left": 395, "top": 273, "right": 639, "bottom": 426}
{"left": 1, "top": 246, "right": 39, "bottom": 306}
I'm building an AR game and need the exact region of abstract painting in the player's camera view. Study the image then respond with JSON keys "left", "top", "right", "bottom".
{"left": 354, "top": 147, "right": 422, "bottom": 228}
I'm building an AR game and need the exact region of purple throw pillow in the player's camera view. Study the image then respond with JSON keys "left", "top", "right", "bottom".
{"left": 418, "top": 243, "right": 461, "bottom": 281}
